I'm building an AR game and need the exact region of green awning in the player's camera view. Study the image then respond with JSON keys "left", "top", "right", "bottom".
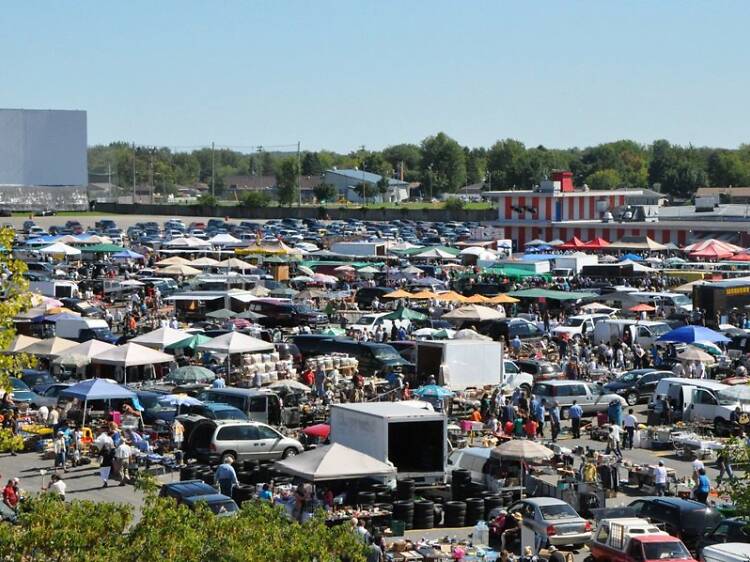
{"left": 381, "top": 306, "right": 428, "bottom": 321}
{"left": 81, "top": 243, "right": 126, "bottom": 253}
{"left": 507, "top": 288, "right": 597, "bottom": 301}
{"left": 483, "top": 266, "right": 551, "bottom": 280}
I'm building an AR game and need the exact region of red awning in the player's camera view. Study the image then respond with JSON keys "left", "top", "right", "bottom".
{"left": 581, "top": 237, "right": 610, "bottom": 249}
{"left": 558, "top": 236, "right": 586, "bottom": 250}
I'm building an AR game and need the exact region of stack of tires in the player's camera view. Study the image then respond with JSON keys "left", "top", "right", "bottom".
{"left": 396, "top": 479, "right": 415, "bottom": 501}
{"left": 413, "top": 500, "right": 435, "bottom": 529}
{"left": 464, "top": 498, "right": 485, "bottom": 526}
{"left": 180, "top": 465, "right": 199, "bottom": 481}
{"left": 482, "top": 494, "right": 504, "bottom": 521}
{"left": 232, "top": 485, "right": 255, "bottom": 505}
{"left": 443, "top": 500, "right": 466, "bottom": 527}
{"left": 357, "top": 491, "right": 376, "bottom": 508}
{"left": 370, "top": 483, "right": 392, "bottom": 503}
{"left": 392, "top": 500, "right": 414, "bottom": 530}
{"left": 451, "top": 469, "right": 471, "bottom": 501}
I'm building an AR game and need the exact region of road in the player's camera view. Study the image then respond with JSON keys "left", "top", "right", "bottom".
{"left": 3, "top": 214, "right": 242, "bottom": 232}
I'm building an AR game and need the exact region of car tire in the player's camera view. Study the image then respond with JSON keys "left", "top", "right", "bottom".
{"left": 626, "top": 392, "right": 638, "bottom": 406}
{"left": 220, "top": 452, "right": 236, "bottom": 464}
{"left": 282, "top": 447, "right": 298, "bottom": 459}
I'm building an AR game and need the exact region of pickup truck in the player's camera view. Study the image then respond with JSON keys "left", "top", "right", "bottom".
{"left": 590, "top": 517, "right": 696, "bottom": 562}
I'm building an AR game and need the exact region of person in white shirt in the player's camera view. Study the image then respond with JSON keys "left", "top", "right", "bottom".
{"left": 114, "top": 441, "right": 132, "bottom": 486}
{"left": 692, "top": 458, "right": 705, "bottom": 479}
{"left": 37, "top": 405, "right": 49, "bottom": 424}
{"left": 47, "top": 407, "right": 60, "bottom": 428}
{"left": 654, "top": 461, "right": 668, "bottom": 496}
{"left": 623, "top": 408, "right": 638, "bottom": 450}
{"left": 608, "top": 425, "right": 623, "bottom": 459}
{"left": 46, "top": 474, "right": 66, "bottom": 500}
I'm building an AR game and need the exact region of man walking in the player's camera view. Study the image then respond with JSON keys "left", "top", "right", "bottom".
{"left": 114, "top": 439, "right": 132, "bottom": 486}
{"left": 215, "top": 457, "right": 240, "bottom": 498}
{"left": 53, "top": 432, "right": 68, "bottom": 473}
{"left": 654, "top": 460, "right": 668, "bottom": 496}
{"left": 623, "top": 408, "right": 638, "bottom": 450}
{"left": 569, "top": 400, "right": 583, "bottom": 439}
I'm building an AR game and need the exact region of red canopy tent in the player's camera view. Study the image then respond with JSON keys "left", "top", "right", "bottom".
{"left": 581, "top": 237, "right": 610, "bottom": 250}
{"left": 559, "top": 236, "right": 586, "bottom": 250}
{"left": 728, "top": 252, "right": 750, "bottom": 262}
{"left": 689, "top": 242, "right": 734, "bottom": 260}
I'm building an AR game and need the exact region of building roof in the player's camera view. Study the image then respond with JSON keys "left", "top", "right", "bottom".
{"left": 325, "top": 168, "right": 408, "bottom": 187}
{"left": 697, "top": 187, "right": 750, "bottom": 197}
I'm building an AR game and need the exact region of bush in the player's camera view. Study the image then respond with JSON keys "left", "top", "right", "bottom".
{"left": 239, "top": 191, "right": 271, "bottom": 208}
{"left": 313, "top": 183, "right": 337, "bottom": 203}
{"left": 196, "top": 194, "right": 219, "bottom": 207}
{"left": 444, "top": 196, "right": 465, "bottom": 211}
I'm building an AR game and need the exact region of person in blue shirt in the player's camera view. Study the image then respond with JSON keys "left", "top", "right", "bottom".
{"left": 569, "top": 400, "right": 583, "bottom": 439}
{"left": 533, "top": 398, "right": 546, "bottom": 437}
{"left": 693, "top": 468, "right": 711, "bottom": 504}
{"left": 212, "top": 374, "right": 226, "bottom": 389}
{"left": 215, "top": 457, "right": 240, "bottom": 498}
{"left": 258, "top": 483, "right": 273, "bottom": 501}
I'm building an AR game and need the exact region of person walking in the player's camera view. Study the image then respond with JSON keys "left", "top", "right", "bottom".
{"left": 693, "top": 468, "right": 711, "bottom": 504}
{"left": 53, "top": 432, "right": 68, "bottom": 473}
{"left": 114, "top": 439, "right": 132, "bottom": 486}
{"left": 569, "top": 400, "right": 583, "bottom": 439}
{"left": 716, "top": 448, "right": 735, "bottom": 484}
{"left": 607, "top": 425, "right": 623, "bottom": 460}
{"left": 654, "top": 461, "right": 668, "bottom": 496}
{"left": 99, "top": 445, "right": 114, "bottom": 488}
{"left": 623, "top": 408, "right": 638, "bottom": 450}
{"left": 549, "top": 401, "right": 561, "bottom": 442}
{"left": 215, "top": 457, "right": 240, "bottom": 498}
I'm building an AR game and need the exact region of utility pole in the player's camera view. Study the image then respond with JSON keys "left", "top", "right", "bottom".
{"left": 211, "top": 141, "right": 216, "bottom": 198}
{"left": 297, "top": 141, "right": 302, "bottom": 207}
{"left": 360, "top": 145, "right": 366, "bottom": 206}
{"left": 149, "top": 148, "right": 155, "bottom": 204}
{"left": 132, "top": 143, "right": 137, "bottom": 203}
{"left": 107, "top": 161, "right": 112, "bottom": 199}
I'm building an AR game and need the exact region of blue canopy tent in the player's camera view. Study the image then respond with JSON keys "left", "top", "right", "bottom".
{"left": 60, "top": 379, "right": 136, "bottom": 426}
{"left": 620, "top": 253, "right": 643, "bottom": 262}
{"left": 657, "top": 325, "right": 730, "bottom": 344}
{"left": 112, "top": 249, "right": 145, "bottom": 260}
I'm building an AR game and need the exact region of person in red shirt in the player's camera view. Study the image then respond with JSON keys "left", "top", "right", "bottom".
{"left": 3, "top": 478, "right": 19, "bottom": 510}
{"left": 469, "top": 408, "right": 483, "bottom": 423}
{"left": 401, "top": 382, "right": 411, "bottom": 401}
{"left": 524, "top": 418, "right": 538, "bottom": 440}
{"left": 302, "top": 368, "right": 315, "bottom": 387}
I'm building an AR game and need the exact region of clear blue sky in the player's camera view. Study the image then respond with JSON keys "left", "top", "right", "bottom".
{"left": 3, "top": 1, "right": 749, "bottom": 153}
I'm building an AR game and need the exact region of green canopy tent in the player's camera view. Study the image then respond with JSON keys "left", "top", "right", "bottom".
{"left": 165, "top": 333, "right": 213, "bottom": 351}
{"left": 507, "top": 288, "right": 598, "bottom": 301}
{"left": 381, "top": 306, "right": 428, "bottom": 322}
{"left": 205, "top": 308, "right": 237, "bottom": 319}
{"left": 80, "top": 243, "right": 126, "bottom": 253}
{"left": 483, "top": 265, "right": 552, "bottom": 281}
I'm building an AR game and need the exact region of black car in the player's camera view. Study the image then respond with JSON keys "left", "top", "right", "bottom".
{"left": 181, "top": 494, "right": 239, "bottom": 516}
{"left": 475, "top": 318, "right": 546, "bottom": 344}
{"left": 247, "top": 300, "right": 328, "bottom": 328}
{"left": 628, "top": 497, "right": 723, "bottom": 552}
{"left": 603, "top": 369, "right": 672, "bottom": 406}
{"left": 515, "top": 359, "right": 563, "bottom": 382}
{"left": 159, "top": 480, "right": 238, "bottom": 516}
{"left": 697, "top": 517, "right": 750, "bottom": 553}
{"left": 355, "top": 287, "right": 394, "bottom": 309}
{"left": 59, "top": 298, "right": 105, "bottom": 318}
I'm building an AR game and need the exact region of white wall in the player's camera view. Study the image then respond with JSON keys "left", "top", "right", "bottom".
{"left": 0, "top": 109, "right": 87, "bottom": 186}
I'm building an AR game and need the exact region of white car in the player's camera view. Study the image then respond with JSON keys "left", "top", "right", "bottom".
{"left": 506, "top": 497, "right": 592, "bottom": 547}
{"left": 552, "top": 313, "right": 611, "bottom": 341}
{"left": 349, "top": 312, "right": 409, "bottom": 335}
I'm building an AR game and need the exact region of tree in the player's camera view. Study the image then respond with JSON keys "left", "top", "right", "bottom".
{"left": 444, "top": 196, "right": 465, "bottom": 211}
{"left": 0, "top": 227, "right": 34, "bottom": 453}
{"left": 419, "top": 132, "right": 467, "bottom": 195}
{"left": 486, "top": 139, "right": 527, "bottom": 188}
{"left": 301, "top": 151, "right": 323, "bottom": 176}
{"left": 382, "top": 143, "right": 422, "bottom": 181}
{"left": 464, "top": 147, "right": 487, "bottom": 186}
{"left": 196, "top": 193, "right": 218, "bottom": 207}
{"left": 239, "top": 191, "right": 271, "bottom": 208}
{"left": 708, "top": 151, "right": 750, "bottom": 187}
{"left": 586, "top": 169, "right": 622, "bottom": 189}
{"left": 275, "top": 157, "right": 300, "bottom": 206}
{"left": 313, "top": 183, "right": 337, "bottom": 203}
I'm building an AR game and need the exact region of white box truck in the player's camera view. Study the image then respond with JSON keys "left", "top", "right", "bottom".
{"left": 55, "top": 317, "right": 118, "bottom": 344}
{"left": 415, "top": 340, "right": 532, "bottom": 391}
{"left": 329, "top": 402, "right": 447, "bottom": 483}
{"left": 592, "top": 319, "right": 671, "bottom": 348}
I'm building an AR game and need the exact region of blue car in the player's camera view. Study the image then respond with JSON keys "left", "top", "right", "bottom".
{"left": 9, "top": 377, "right": 37, "bottom": 405}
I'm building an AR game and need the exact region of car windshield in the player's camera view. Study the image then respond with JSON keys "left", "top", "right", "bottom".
{"left": 619, "top": 371, "right": 640, "bottom": 383}
{"left": 650, "top": 324, "right": 671, "bottom": 337}
{"left": 11, "top": 378, "right": 30, "bottom": 391}
{"left": 563, "top": 318, "right": 585, "bottom": 327}
{"left": 717, "top": 386, "right": 750, "bottom": 404}
{"left": 372, "top": 346, "right": 401, "bottom": 361}
{"left": 540, "top": 504, "right": 579, "bottom": 520}
{"left": 642, "top": 542, "right": 692, "bottom": 560}
{"left": 357, "top": 315, "right": 378, "bottom": 325}
{"left": 214, "top": 409, "right": 246, "bottom": 420}
{"left": 671, "top": 295, "right": 691, "bottom": 306}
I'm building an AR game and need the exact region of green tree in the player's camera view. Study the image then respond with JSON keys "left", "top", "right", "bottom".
{"left": 382, "top": 143, "right": 422, "bottom": 181}
{"left": 444, "top": 196, "right": 465, "bottom": 211}
{"left": 419, "top": 132, "right": 467, "bottom": 195}
{"left": 586, "top": 168, "right": 622, "bottom": 189}
{"left": 486, "top": 139, "right": 527, "bottom": 188}
{"left": 708, "top": 151, "right": 750, "bottom": 187}
{"left": 239, "top": 191, "right": 271, "bottom": 208}
{"left": 464, "top": 147, "right": 487, "bottom": 186}
{"left": 301, "top": 151, "right": 323, "bottom": 176}
{"left": 196, "top": 193, "right": 218, "bottom": 207}
{"left": 313, "top": 183, "right": 337, "bottom": 202}
{"left": 275, "top": 157, "right": 300, "bottom": 206}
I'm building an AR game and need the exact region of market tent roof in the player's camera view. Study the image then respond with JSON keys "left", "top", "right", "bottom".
{"left": 91, "top": 342, "right": 174, "bottom": 367}
{"left": 609, "top": 236, "right": 668, "bottom": 251}
{"left": 657, "top": 325, "right": 730, "bottom": 344}
{"left": 156, "top": 256, "right": 192, "bottom": 266}
{"left": 274, "top": 443, "right": 396, "bottom": 482}
{"left": 414, "top": 247, "right": 459, "bottom": 259}
{"left": 196, "top": 332, "right": 274, "bottom": 354}
{"left": 130, "top": 327, "right": 192, "bottom": 350}
{"left": 383, "top": 289, "right": 413, "bottom": 299}
{"left": 507, "top": 288, "right": 597, "bottom": 301}
{"left": 39, "top": 242, "right": 81, "bottom": 256}
{"left": 488, "top": 293, "right": 520, "bottom": 304}
{"left": 112, "top": 249, "right": 145, "bottom": 260}
{"left": 434, "top": 291, "right": 466, "bottom": 303}
{"left": 205, "top": 308, "right": 237, "bottom": 319}
{"left": 4, "top": 334, "right": 41, "bottom": 354}
{"left": 157, "top": 264, "right": 202, "bottom": 276}
{"left": 728, "top": 252, "right": 750, "bottom": 262}
{"left": 80, "top": 243, "right": 126, "bottom": 253}
{"left": 210, "top": 233, "right": 242, "bottom": 246}
{"left": 381, "top": 306, "right": 428, "bottom": 321}
{"left": 23, "top": 337, "right": 79, "bottom": 358}
{"left": 690, "top": 243, "right": 735, "bottom": 259}
{"left": 620, "top": 253, "right": 643, "bottom": 262}
{"left": 558, "top": 236, "right": 586, "bottom": 250}
{"left": 491, "top": 440, "right": 554, "bottom": 461}
{"left": 53, "top": 339, "right": 117, "bottom": 359}
{"left": 674, "top": 280, "right": 710, "bottom": 293}
{"left": 484, "top": 265, "right": 551, "bottom": 280}
{"left": 524, "top": 239, "right": 548, "bottom": 247}
{"left": 164, "top": 236, "right": 211, "bottom": 248}
{"left": 60, "top": 379, "right": 136, "bottom": 401}
{"left": 190, "top": 257, "right": 221, "bottom": 267}
{"left": 442, "top": 304, "right": 506, "bottom": 322}
{"left": 683, "top": 239, "right": 743, "bottom": 253}
{"left": 581, "top": 237, "right": 610, "bottom": 249}
{"left": 218, "top": 258, "right": 257, "bottom": 270}
{"left": 237, "top": 239, "right": 302, "bottom": 255}
{"left": 165, "top": 333, "right": 213, "bottom": 351}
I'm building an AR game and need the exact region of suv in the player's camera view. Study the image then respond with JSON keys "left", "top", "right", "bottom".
{"left": 551, "top": 314, "right": 610, "bottom": 341}
{"left": 247, "top": 300, "right": 328, "bottom": 328}
{"left": 476, "top": 318, "right": 546, "bottom": 344}
{"left": 515, "top": 359, "right": 564, "bottom": 382}
{"left": 628, "top": 497, "right": 723, "bottom": 552}
{"left": 183, "top": 419, "right": 303, "bottom": 464}
{"left": 603, "top": 368, "right": 672, "bottom": 406}
{"left": 355, "top": 287, "right": 394, "bottom": 309}
{"left": 532, "top": 380, "right": 627, "bottom": 419}
{"left": 182, "top": 402, "right": 248, "bottom": 421}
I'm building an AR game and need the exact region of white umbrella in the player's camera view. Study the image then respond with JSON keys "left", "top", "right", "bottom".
{"left": 156, "top": 256, "right": 191, "bottom": 266}
{"left": 191, "top": 257, "right": 221, "bottom": 267}
{"left": 39, "top": 242, "right": 81, "bottom": 257}
{"left": 442, "top": 304, "right": 506, "bottom": 322}
{"left": 491, "top": 440, "right": 554, "bottom": 461}
{"left": 158, "top": 394, "right": 202, "bottom": 409}
{"left": 218, "top": 258, "right": 256, "bottom": 271}
{"left": 298, "top": 266, "right": 315, "bottom": 276}
{"left": 164, "top": 236, "right": 211, "bottom": 248}
{"left": 119, "top": 279, "right": 145, "bottom": 287}
{"left": 158, "top": 264, "right": 202, "bottom": 276}
{"left": 453, "top": 328, "right": 491, "bottom": 341}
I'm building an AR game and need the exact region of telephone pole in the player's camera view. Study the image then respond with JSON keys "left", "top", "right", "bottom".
{"left": 132, "top": 143, "right": 137, "bottom": 203}
{"left": 297, "top": 141, "right": 302, "bottom": 206}
{"left": 211, "top": 142, "right": 216, "bottom": 198}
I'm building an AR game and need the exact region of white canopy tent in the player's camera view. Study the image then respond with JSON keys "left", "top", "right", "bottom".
{"left": 91, "top": 342, "right": 174, "bottom": 384}
{"left": 130, "top": 327, "right": 192, "bottom": 350}
{"left": 274, "top": 443, "right": 396, "bottom": 481}
{"left": 39, "top": 242, "right": 81, "bottom": 257}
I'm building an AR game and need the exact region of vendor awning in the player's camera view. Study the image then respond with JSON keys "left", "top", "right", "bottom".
{"left": 274, "top": 443, "right": 396, "bottom": 481}
{"left": 165, "top": 294, "right": 224, "bottom": 301}
{"left": 508, "top": 288, "right": 597, "bottom": 301}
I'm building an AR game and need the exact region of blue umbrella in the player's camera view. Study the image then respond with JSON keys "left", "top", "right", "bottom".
{"left": 113, "top": 249, "right": 145, "bottom": 260}
{"left": 620, "top": 253, "right": 643, "bottom": 262}
{"left": 414, "top": 384, "right": 454, "bottom": 398}
{"left": 657, "top": 325, "right": 730, "bottom": 344}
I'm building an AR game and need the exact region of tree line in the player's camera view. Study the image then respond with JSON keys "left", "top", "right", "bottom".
{"left": 88, "top": 135, "right": 750, "bottom": 201}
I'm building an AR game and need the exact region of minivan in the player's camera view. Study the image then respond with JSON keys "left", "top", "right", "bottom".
{"left": 181, "top": 418, "right": 303, "bottom": 464}
{"left": 532, "top": 380, "right": 627, "bottom": 419}
{"left": 196, "top": 388, "right": 293, "bottom": 426}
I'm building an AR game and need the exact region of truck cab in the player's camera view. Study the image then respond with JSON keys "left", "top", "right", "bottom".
{"left": 590, "top": 518, "right": 695, "bottom": 562}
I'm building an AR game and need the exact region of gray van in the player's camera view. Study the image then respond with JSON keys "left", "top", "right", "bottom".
{"left": 532, "top": 380, "right": 627, "bottom": 419}
{"left": 196, "top": 388, "right": 295, "bottom": 427}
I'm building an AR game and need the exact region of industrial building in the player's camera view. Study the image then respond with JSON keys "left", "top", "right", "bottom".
{"left": 323, "top": 168, "right": 409, "bottom": 203}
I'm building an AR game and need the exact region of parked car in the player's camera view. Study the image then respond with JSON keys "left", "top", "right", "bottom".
{"left": 697, "top": 518, "right": 750, "bottom": 554}
{"left": 603, "top": 369, "right": 673, "bottom": 406}
{"left": 182, "top": 402, "right": 248, "bottom": 421}
{"left": 247, "top": 300, "right": 328, "bottom": 328}
{"left": 20, "top": 369, "right": 56, "bottom": 392}
{"left": 628, "top": 497, "right": 723, "bottom": 552}
{"left": 31, "top": 383, "right": 73, "bottom": 409}
{"left": 505, "top": 497, "right": 592, "bottom": 547}
{"left": 159, "top": 480, "right": 218, "bottom": 503}
{"left": 700, "top": 543, "right": 750, "bottom": 562}
{"left": 182, "top": 418, "right": 303, "bottom": 464}
{"left": 181, "top": 494, "right": 239, "bottom": 516}
{"left": 532, "top": 380, "right": 627, "bottom": 419}
{"left": 590, "top": 517, "right": 693, "bottom": 562}
{"left": 475, "top": 318, "right": 546, "bottom": 344}
{"left": 8, "top": 377, "right": 37, "bottom": 405}
{"left": 355, "top": 287, "right": 394, "bottom": 309}
{"left": 515, "top": 359, "right": 564, "bottom": 382}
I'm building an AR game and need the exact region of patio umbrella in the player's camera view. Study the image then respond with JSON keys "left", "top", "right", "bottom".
{"left": 205, "top": 308, "right": 237, "bottom": 319}
{"left": 112, "top": 249, "right": 144, "bottom": 260}
{"left": 401, "top": 265, "right": 423, "bottom": 275}
{"left": 357, "top": 266, "right": 380, "bottom": 275}
{"left": 488, "top": 294, "right": 519, "bottom": 304}
{"left": 408, "top": 290, "right": 438, "bottom": 299}
{"left": 383, "top": 289, "right": 413, "bottom": 299}
{"left": 219, "top": 258, "right": 256, "bottom": 270}
{"left": 629, "top": 304, "right": 655, "bottom": 312}
{"left": 298, "top": 265, "right": 315, "bottom": 276}
{"left": 236, "top": 310, "right": 267, "bottom": 321}
{"left": 4, "top": 335, "right": 40, "bottom": 354}
{"left": 156, "top": 256, "right": 191, "bottom": 266}
{"left": 302, "top": 423, "right": 330, "bottom": 439}
{"left": 620, "top": 253, "right": 643, "bottom": 262}
{"left": 165, "top": 334, "right": 213, "bottom": 351}
{"left": 190, "top": 257, "right": 221, "bottom": 267}
{"left": 381, "top": 306, "right": 428, "bottom": 322}
{"left": 291, "top": 275, "right": 314, "bottom": 283}
{"left": 313, "top": 273, "right": 338, "bottom": 284}
{"left": 158, "top": 264, "right": 202, "bottom": 276}
{"left": 435, "top": 291, "right": 466, "bottom": 303}
{"left": 657, "top": 325, "right": 730, "bottom": 344}
{"left": 443, "top": 304, "right": 505, "bottom": 322}
{"left": 491, "top": 439, "right": 554, "bottom": 461}
{"left": 464, "top": 294, "right": 490, "bottom": 304}
{"left": 453, "top": 328, "right": 491, "bottom": 341}
{"left": 23, "top": 337, "right": 79, "bottom": 358}
{"left": 414, "top": 384, "right": 454, "bottom": 398}
{"left": 690, "top": 341, "right": 722, "bottom": 357}
{"left": 677, "top": 348, "right": 715, "bottom": 363}
{"left": 165, "top": 365, "right": 216, "bottom": 384}
{"left": 581, "top": 302, "right": 612, "bottom": 312}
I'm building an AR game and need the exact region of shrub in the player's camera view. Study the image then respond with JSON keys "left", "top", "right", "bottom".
{"left": 444, "top": 197, "right": 465, "bottom": 211}
{"left": 239, "top": 191, "right": 271, "bottom": 208}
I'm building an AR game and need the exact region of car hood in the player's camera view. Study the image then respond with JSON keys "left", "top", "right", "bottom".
{"left": 603, "top": 381, "right": 630, "bottom": 392}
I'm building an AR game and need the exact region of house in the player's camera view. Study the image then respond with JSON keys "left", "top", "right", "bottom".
{"left": 224, "top": 175, "right": 320, "bottom": 202}
{"left": 323, "top": 168, "right": 409, "bottom": 203}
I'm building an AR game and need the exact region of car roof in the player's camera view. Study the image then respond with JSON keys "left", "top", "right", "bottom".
{"left": 535, "top": 380, "right": 586, "bottom": 386}
{"left": 204, "top": 387, "right": 274, "bottom": 397}
{"left": 631, "top": 497, "right": 709, "bottom": 510}
{"left": 162, "top": 480, "right": 216, "bottom": 496}
{"left": 636, "top": 534, "right": 681, "bottom": 543}
{"left": 523, "top": 497, "right": 572, "bottom": 506}
{"left": 182, "top": 494, "right": 234, "bottom": 505}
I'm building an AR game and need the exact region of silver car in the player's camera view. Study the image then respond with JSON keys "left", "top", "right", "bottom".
{"left": 189, "top": 419, "right": 303, "bottom": 464}
{"left": 532, "top": 380, "right": 627, "bottom": 419}
{"left": 506, "top": 497, "right": 592, "bottom": 547}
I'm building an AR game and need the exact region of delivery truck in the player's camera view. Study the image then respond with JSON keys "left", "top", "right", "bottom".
{"left": 55, "top": 317, "right": 118, "bottom": 344}
{"left": 415, "top": 340, "right": 532, "bottom": 391}
{"left": 329, "top": 402, "right": 447, "bottom": 483}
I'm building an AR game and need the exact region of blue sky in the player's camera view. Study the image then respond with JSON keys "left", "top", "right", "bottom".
{"left": 2, "top": 1, "right": 749, "bottom": 152}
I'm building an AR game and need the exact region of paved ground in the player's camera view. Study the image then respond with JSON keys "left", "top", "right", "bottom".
{"left": 3, "top": 214, "right": 242, "bottom": 232}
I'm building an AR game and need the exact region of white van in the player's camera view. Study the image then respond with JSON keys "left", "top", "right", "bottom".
{"left": 592, "top": 319, "right": 671, "bottom": 348}
{"left": 349, "top": 312, "right": 408, "bottom": 335}
{"left": 700, "top": 543, "right": 750, "bottom": 562}
{"left": 651, "top": 377, "right": 750, "bottom": 434}
{"left": 551, "top": 313, "right": 611, "bottom": 341}
{"left": 626, "top": 291, "right": 693, "bottom": 316}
